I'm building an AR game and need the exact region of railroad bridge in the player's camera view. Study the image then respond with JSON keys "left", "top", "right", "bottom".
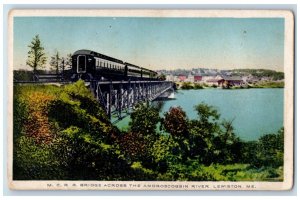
{"left": 89, "top": 80, "right": 175, "bottom": 120}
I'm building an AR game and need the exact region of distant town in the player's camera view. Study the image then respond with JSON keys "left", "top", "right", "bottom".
{"left": 157, "top": 68, "right": 284, "bottom": 89}
{"left": 13, "top": 66, "right": 284, "bottom": 89}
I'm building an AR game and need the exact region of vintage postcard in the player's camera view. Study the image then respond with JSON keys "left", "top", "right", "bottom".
{"left": 7, "top": 9, "right": 294, "bottom": 190}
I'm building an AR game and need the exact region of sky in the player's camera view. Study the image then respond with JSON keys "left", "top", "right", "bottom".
{"left": 13, "top": 17, "right": 284, "bottom": 71}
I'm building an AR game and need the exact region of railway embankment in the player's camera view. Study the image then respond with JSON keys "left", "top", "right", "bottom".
{"left": 13, "top": 80, "right": 138, "bottom": 180}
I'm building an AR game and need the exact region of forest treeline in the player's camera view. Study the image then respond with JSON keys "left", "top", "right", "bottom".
{"left": 13, "top": 81, "right": 283, "bottom": 181}
{"left": 231, "top": 69, "right": 284, "bottom": 81}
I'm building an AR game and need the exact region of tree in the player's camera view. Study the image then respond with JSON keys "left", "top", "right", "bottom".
{"left": 26, "top": 35, "right": 47, "bottom": 73}
{"left": 61, "top": 53, "right": 73, "bottom": 70}
{"left": 129, "top": 102, "right": 160, "bottom": 136}
{"left": 122, "top": 102, "right": 161, "bottom": 168}
{"left": 63, "top": 53, "right": 72, "bottom": 69}
{"left": 188, "top": 103, "right": 221, "bottom": 163}
{"left": 50, "top": 50, "right": 62, "bottom": 74}
{"left": 163, "top": 106, "right": 189, "bottom": 139}
{"left": 254, "top": 128, "right": 284, "bottom": 167}
{"left": 163, "top": 106, "right": 190, "bottom": 162}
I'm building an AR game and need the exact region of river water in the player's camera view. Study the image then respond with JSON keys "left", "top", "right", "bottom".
{"left": 115, "top": 88, "right": 284, "bottom": 141}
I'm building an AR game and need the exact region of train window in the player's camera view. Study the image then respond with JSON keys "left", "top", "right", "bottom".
{"left": 77, "top": 55, "right": 86, "bottom": 73}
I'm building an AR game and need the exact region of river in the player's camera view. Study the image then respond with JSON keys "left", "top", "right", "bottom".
{"left": 115, "top": 88, "right": 284, "bottom": 141}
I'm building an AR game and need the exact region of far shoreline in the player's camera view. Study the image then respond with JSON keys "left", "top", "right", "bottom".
{"left": 175, "top": 81, "right": 284, "bottom": 90}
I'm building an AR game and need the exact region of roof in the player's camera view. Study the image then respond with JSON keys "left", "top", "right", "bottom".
{"left": 72, "top": 49, "right": 123, "bottom": 64}
{"left": 73, "top": 49, "right": 157, "bottom": 74}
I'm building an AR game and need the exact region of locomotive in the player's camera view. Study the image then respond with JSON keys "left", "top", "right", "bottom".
{"left": 69, "top": 49, "right": 158, "bottom": 81}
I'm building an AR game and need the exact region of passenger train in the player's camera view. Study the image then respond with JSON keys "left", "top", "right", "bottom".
{"left": 69, "top": 49, "right": 158, "bottom": 81}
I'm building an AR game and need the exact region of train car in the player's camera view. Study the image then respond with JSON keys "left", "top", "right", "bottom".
{"left": 141, "top": 67, "right": 158, "bottom": 80}
{"left": 71, "top": 49, "right": 125, "bottom": 81}
{"left": 71, "top": 49, "right": 158, "bottom": 81}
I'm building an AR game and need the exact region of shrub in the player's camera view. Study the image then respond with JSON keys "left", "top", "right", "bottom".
{"left": 181, "top": 82, "right": 194, "bottom": 89}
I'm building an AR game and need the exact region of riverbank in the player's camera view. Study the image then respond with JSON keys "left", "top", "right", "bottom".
{"left": 177, "top": 81, "right": 284, "bottom": 90}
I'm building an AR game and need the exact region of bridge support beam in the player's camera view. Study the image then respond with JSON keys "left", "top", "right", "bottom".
{"left": 91, "top": 80, "right": 174, "bottom": 120}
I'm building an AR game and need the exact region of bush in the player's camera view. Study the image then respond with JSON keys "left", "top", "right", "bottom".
{"left": 194, "top": 83, "right": 204, "bottom": 89}
{"left": 13, "top": 81, "right": 136, "bottom": 180}
{"left": 181, "top": 82, "right": 194, "bottom": 89}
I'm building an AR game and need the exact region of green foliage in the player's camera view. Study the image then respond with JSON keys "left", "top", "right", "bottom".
{"left": 129, "top": 102, "right": 160, "bottom": 136}
{"left": 187, "top": 104, "right": 242, "bottom": 165}
{"left": 240, "top": 128, "right": 284, "bottom": 168}
{"left": 194, "top": 83, "right": 204, "bottom": 89}
{"left": 151, "top": 135, "right": 179, "bottom": 173}
{"left": 13, "top": 81, "right": 284, "bottom": 181}
{"left": 255, "top": 128, "right": 284, "bottom": 167}
{"left": 181, "top": 82, "right": 194, "bottom": 89}
{"left": 194, "top": 103, "right": 220, "bottom": 123}
{"left": 13, "top": 136, "right": 64, "bottom": 180}
{"left": 253, "top": 81, "right": 284, "bottom": 88}
{"left": 52, "top": 126, "right": 133, "bottom": 180}
{"left": 13, "top": 70, "right": 35, "bottom": 81}
{"left": 158, "top": 162, "right": 283, "bottom": 181}
{"left": 13, "top": 81, "right": 138, "bottom": 180}
{"left": 130, "top": 162, "right": 157, "bottom": 180}
{"left": 120, "top": 103, "right": 161, "bottom": 169}
{"left": 64, "top": 80, "right": 94, "bottom": 98}
{"left": 232, "top": 69, "right": 284, "bottom": 81}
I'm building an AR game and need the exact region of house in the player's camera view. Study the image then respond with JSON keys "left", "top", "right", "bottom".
{"left": 206, "top": 78, "right": 220, "bottom": 86}
{"left": 186, "top": 74, "right": 194, "bottom": 82}
{"left": 204, "top": 75, "right": 223, "bottom": 86}
{"left": 178, "top": 75, "right": 187, "bottom": 82}
{"left": 194, "top": 75, "right": 202, "bottom": 82}
{"left": 218, "top": 76, "right": 244, "bottom": 88}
